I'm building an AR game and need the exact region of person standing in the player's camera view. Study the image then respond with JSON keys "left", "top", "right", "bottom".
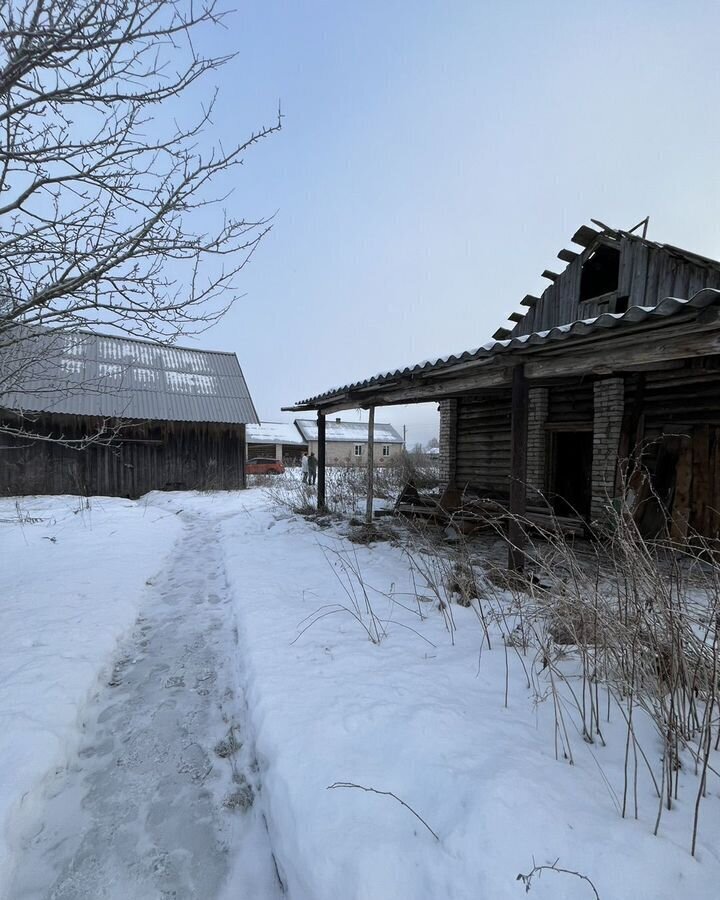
{"left": 301, "top": 452, "right": 309, "bottom": 484}
{"left": 308, "top": 451, "right": 318, "bottom": 486}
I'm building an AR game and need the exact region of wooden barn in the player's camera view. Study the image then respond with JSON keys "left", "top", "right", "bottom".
{"left": 287, "top": 220, "right": 720, "bottom": 560}
{"left": 0, "top": 328, "right": 258, "bottom": 497}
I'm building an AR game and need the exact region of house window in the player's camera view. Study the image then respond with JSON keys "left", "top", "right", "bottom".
{"left": 579, "top": 244, "right": 620, "bottom": 302}
{"left": 354, "top": 444, "right": 363, "bottom": 457}
{"left": 382, "top": 445, "right": 390, "bottom": 457}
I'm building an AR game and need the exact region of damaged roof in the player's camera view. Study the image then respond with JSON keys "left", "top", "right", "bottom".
{"left": 0, "top": 328, "right": 259, "bottom": 425}
{"left": 287, "top": 289, "right": 720, "bottom": 409}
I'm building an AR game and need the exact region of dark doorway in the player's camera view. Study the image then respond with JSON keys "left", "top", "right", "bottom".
{"left": 550, "top": 431, "right": 593, "bottom": 518}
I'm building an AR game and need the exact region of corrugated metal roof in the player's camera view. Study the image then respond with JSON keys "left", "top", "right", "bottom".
{"left": 0, "top": 328, "right": 258, "bottom": 425}
{"left": 294, "top": 418, "right": 404, "bottom": 443}
{"left": 290, "top": 289, "right": 720, "bottom": 408}
{"left": 246, "top": 422, "right": 306, "bottom": 445}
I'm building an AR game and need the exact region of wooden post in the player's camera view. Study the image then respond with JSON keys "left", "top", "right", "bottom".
{"left": 317, "top": 411, "right": 326, "bottom": 512}
{"left": 508, "top": 365, "right": 529, "bottom": 572}
{"left": 366, "top": 406, "right": 375, "bottom": 524}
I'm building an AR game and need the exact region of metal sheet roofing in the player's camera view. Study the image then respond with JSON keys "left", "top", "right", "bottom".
{"left": 290, "top": 289, "right": 720, "bottom": 408}
{"left": 246, "top": 422, "right": 307, "bottom": 445}
{"left": 294, "top": 418, "right": 404, "bottom": 443}
{"left": 0, "top": 328, "right": 258, "bottom": 425}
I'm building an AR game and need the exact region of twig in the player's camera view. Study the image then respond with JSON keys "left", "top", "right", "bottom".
{"left": 327, "top": 781, "right": 440, "bottom": 841}
{"left": 517, "top": 858, "right": 600, "bottom": 899}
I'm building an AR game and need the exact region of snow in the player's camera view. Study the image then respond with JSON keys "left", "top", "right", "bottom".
{"left": 295, "top": 418, "right": 404, "bottom": 443}
{"left": 5, "top": 499, "right": 280, "bottom": 900}
{"left": 2, "top": 487, "right": 720, "bottom": 899}
{"left": 0, "top": 495, "right": 183, "bottom": 894}
{"left": 213, "top": 491, "right": 720, "bottom": 900}
{"left": 247, "top": 422, "right": 307, "bottom": 445}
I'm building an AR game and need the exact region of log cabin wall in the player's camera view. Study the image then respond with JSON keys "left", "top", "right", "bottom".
{"left": 454, "top": 391, "right": 512, "bottom": 499}
{"left": 0, "top": 413, "right": 245, "bottom": 497}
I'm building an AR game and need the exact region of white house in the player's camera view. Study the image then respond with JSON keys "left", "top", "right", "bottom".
{"left": 294, "top": 418, "right": 404, "bottom": 466}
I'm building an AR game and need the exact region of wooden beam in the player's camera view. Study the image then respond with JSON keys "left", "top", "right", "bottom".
{"left": 557, "top": 249, "right": 579, "bottom": 263}
{"left": 508, "top": 312, "right": 525, "bottom": 323}
{"left": 317, "top": 412, "right": 326, "bottom": 512}
{"left": 508, "top": 365, "right": 529, "bottom": 572}
{"left": 520, "top": 294, "right": 539, "bottom": 307}
{"left": 493, "top": 327, "right": 512, "bottom": 340}
{"left": 572, "top": 225, "right": 600, "bottom": 248}
{"left": 541, "top": 270, "right": 559, "bottom": 282}
{"left": 361, "top": 369, "right": 512, "bottom": 405}
{"left": 366, "top": 406, "right": 375, "bottom": 524}
{"left": 524, "top": 326, "right": 720, "bottom": 381}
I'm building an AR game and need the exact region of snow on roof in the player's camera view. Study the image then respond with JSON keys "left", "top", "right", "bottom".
{"left": 246, "top": 422, "right": 306, "bottom": 445}
{"left": 0, "top": 327, "right": 258, "bottom": 425}
{"left": 295, "top": 418, "right": 404, "bottom": 443}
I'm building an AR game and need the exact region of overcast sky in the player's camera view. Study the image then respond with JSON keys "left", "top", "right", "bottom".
{"left": 185, "top": 0, "right": 720, "bottom": 447}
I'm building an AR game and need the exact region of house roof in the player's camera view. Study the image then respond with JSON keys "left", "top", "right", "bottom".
{"left": 570, "top": 221, "right": 720, "bottom": 273}
{"left": 503, "top": 220, "right": 720, "bottom": 337}
{"left": 294, "top": 418, "right": 404, "bottom": 443}
{"left": 246, "top": 422, "right": 306, "bottom": 445}
{"left": 286, "top": 288, "right": 720, "bottom": 410}
{"left": 0, "top": 328, "right": 258, "bottom": 425}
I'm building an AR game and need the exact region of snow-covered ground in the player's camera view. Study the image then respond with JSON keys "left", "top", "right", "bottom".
{"left": 0, "top": 495, "right": 182, "bottom": 893}
{"left": 2, "top": 487, "right": 719, "bottom": 899}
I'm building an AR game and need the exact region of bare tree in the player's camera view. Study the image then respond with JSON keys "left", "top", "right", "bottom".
{"left": 0, "top": 0, "right": 280, "bottom": 347}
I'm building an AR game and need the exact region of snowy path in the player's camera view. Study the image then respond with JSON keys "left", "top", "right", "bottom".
{"left": 7, "top": 511, "right": 282, "bottom": 900}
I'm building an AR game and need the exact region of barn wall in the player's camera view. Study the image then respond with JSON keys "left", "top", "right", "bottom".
{"left": 454, "top": 391, "right": 512, "bottom": 499}
{"left": 0, "top": 413, "right": 245, "bottom": 498}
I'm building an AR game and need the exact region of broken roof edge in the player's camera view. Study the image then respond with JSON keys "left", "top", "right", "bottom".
{"left": 284, "top": 288, "right": 720, "bottom": 411}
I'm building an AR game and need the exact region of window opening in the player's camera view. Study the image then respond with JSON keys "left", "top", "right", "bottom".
{"left": 579, "top": 244, "right": 620, "bottom": 302}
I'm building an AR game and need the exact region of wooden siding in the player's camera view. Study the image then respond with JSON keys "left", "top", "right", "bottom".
{"left": 455, "top": 391, "right": 511, "bottom": 498}
{"left": 0, "top": 413, "right": 245, "bottom": 498}
{"left": 514, "top": 235, "right": 720, "bottom": 337}
{"left": 622, "top": 358, "right": 720, "bottom": 537}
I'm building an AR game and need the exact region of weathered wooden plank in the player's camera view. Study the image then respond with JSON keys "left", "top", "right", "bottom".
{"left": 691, "top": 425, "right": 711, "bottom": 535}
{"left": 629, "top": 240, "right": 649, "bottom": 306}
{"left": 520, "top": 294, "right": 540, "bottom": 307}
{"left": 644, "top": 247, "right": 661, "bottom": 305}
{"left": 366, "top": 406, "right": 375, "bottom": 523}
{"left": 618, "top": 239, "right": 633, "bottom": 297}
{"left": 317, "top": 412, "right": 326, "bottom": 511}
{"left": 671, "top": 435, "right": 693, "bottom": 541}
{"left": 542, "top": 270, "right": 560, "bottom": 282}
{"left": 525, "top": 326, "right": 720, "bottom": 380}
{"left": 508, "top": 312, "right": 525, "bottom": 323}
{"left": 572, "top": 225, "right": 601, "bottom": 247}
{"left": 508, "top": 365, "right": 529, "bottom": 571}
{"left": 557, "top": 249, "right": 579, "bottom": 264}
{"left": 493, "top": 327, "right": 512, "bottom": 340}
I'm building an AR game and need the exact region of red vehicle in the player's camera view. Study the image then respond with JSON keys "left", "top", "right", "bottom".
{"left": 246, "top": 457, "right": 285, "bottom": 475}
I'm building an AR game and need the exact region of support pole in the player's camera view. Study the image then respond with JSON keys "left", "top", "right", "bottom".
{"left": 366, "top": 406, "right": 375, "bottom": 524}
{"left": 508, "top": 365, "right": 529, "bottom": 572}
{"left": 317, "top": 411, "right": 326, "bottom": 512}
